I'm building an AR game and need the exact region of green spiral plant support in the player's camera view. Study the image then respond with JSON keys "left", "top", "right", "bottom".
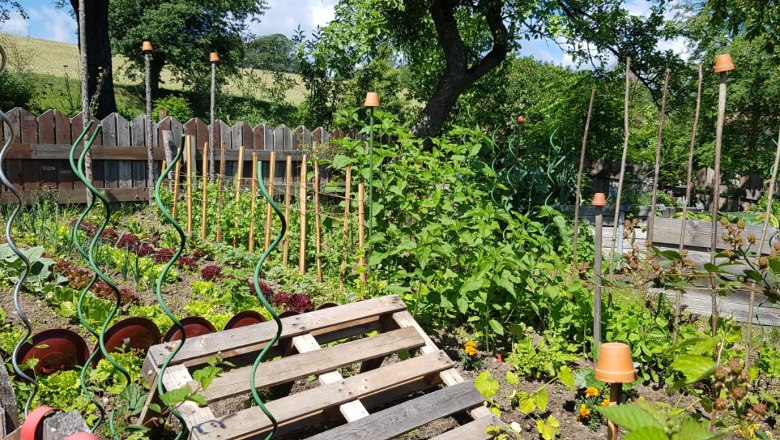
{"left": 249, "top": 161, "right": 286, "bottom": 439}
{"left": 68, "top": 121, "right": 106, "bottom": 429}
{"left": 72, "top": 123, "right": 131, "bottom": 438}
{"left": 153, "top": 136, "right": 188, "bottom": 439}
{"left": 0, "top": 110, "right": 37, "bottom": 416}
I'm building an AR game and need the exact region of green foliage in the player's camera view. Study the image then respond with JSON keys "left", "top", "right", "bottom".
{"left": 597, "top": 400, "right": 724, "bottom": 440}
{"left": 244, "top": 34, "right": 298, "bottom": 73}
{"left": 505, "top": 327, "right": 580, "bottom": 380}
{"left": 0, "top": 70, "right": 34, "bottom": 109}
{"left": 153, "top": 95, "right": 193, "bottom": 122}
{"left": 0, "top": 244, "right": 57, "bottom": 288}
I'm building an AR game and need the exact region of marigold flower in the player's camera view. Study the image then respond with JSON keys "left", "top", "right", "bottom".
{"left": 578, "top": 404, "right": 590, "bottom": 418}
{"left": 585, "top": 387, "right": 599, "bottom": 398}
{"left": 601, "top": 398, "right": 611, "bottom": 406}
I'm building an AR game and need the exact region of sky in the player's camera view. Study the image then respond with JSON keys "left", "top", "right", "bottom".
{"left": 2, "top": 0, "right": 688, "bottom": 68}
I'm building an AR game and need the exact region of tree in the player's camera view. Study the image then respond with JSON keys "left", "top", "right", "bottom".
{"left": 316, "top": 0, "right": 682, "bottom": 139}
{"left": 0, "top": 0, "right": 25, "bottom": 23}
{"left": 109, "top": 0, "right": 267, "bottom": 101}
{"left": 245, "top": 34, "right": 297, "bottom": 72}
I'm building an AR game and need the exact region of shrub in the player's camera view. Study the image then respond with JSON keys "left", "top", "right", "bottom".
{"left": 0, "top": 71, "right": 34, "bottom": 109}
{"left": 153, "top": 95, "right": 193, "bottom": 122}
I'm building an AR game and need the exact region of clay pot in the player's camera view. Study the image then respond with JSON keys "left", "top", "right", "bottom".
{"left": 21, "top": 405, "right": 56, "bottom": 440}
{"left": 363, "top": 92, "right": 379, "bottom": 108}
{"left": 209, "top": 51, "right": 220, "bottom": 63}
{"left": 594, "top": 342, "right": 636, "bottom": 383}
{"left": 224, "top": 310, "right": 266, "bottom": 330}
{"left": 17, "top": 329, "right": 89, "bottom": 375}
{"left": 516, "top": 115, "right": 525, "bottom": 124}
{"left": 316, "top": 302, "right": 338, "bottom": 310}
{"left": 592, "top": 192, "right": 607, "bottom": 207}
{"left": 95, "top": 317, "right": 160, "bottom": 361}
{"left": 163, "top": 317, "right": 216, "bottom": 342}
{"left": 141, "top": 40, "right": 153, "bottom": 53}
{"left": 278, "top": 310, "right": 300, "bottom": 318}
{"left": 64, "top": 433, "right": 100, "bottom": 440}
{"left": 714, "top": 54, "right": 735, "bottom": 73}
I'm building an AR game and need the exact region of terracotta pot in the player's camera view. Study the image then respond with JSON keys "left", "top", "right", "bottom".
{"left": 163, "top": 317, "right": 216, "bottom": 342}
{"left": 224, "top": 310, "right": 265, "bottom": 330}
{"left": 363, "top": 92, "right": 379, "bottom": 108}
{"left": 141, "top": 40, "right": 153, "bottom": 53}
{"left": 64, "top": 433, "right": 100, "bottom": 440}
{"left": 592, "top": 192, "right": 607, "bottom": 207}
{"left": 516, "top": 115, "right": 525, "bottom": 124}
{"left": 94, "top": 317, "right": 161, "bottom": 363}
{"left": 278, "top": 310, "right": 300, "bottom": 318}
{"left": 21, "top": 405, "right": 56, "bottom": 440}
{"left": 209, "top": 51, "right": 220, "bottom": 63}
{"left": 316, "top": 302, "right": 338, "bottom": 310}
{"left": 17, "top": 329, "right": 89, "bottom": 375}
{"left": 714, "top": 54, "right": 735, "bottom": 73}
{"left": 594, "top": 342, "right": 636, "bottom": 383}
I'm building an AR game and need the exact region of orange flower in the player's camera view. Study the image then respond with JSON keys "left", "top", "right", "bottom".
{"left": 578, "top": 404, "right": 590, "bottom": 419}
{"left": 463, "top": 341, "right": 478, "bottom": 357}
{"left": 585, "top": 387, "right": 600, "bottom": 398}
{"left": 601, "top": 398, "right": 611, "bottom": 406}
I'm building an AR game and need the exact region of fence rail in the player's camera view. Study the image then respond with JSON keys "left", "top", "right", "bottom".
{"left": 0, "top": 108, "right": 347, "bottom": 203}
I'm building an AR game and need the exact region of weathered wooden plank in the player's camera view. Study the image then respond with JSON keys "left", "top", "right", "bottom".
{"left": 0, "top": 187, "right": 148, "bottom": 204}
{"left": 651, "top": 217, "right": 774, "bottom": 254}
{"left": 130, "top": 115, "right": 148, "bottom": 188}
{"left": 53, "top": 110, "right": 71, "bottom": 145}
{"left": 429, "top": 415, "right": 502, "bottom": 440}
{"left": 37, "top": 110, "right": 55, "bottom": 144}
{"left": 273, "top": 124, "right": 292, "bottom": 151}
{"left": 0, "top": 361, "right": 19, "bottom": 434}
{"left": 294, "top": 125, "right": 312, "bottom": 150}
{"left": 312, "top": 127, "right": 328, "bottom": 146}
{"left": 306, "top": 381, "right": 484, "bottom": 440}
{"left": 114, "top": 114, "right": 134, "bottom": 188}
{"left": 144, "top": 295, "right": 406, "bottom": 382}
{"left": 203, "top": 326, "right": 424, "bottom": 403}
{"left": 19, "top": 109, "right": 37, "bottom": 144}
{"left": 161, "top": 364, "right": 216, "bottom": 429}
{"left": 101, "top": 113, "right": 119, "bottom": 189}
{"left": 190, "top": 351, "right": 453, "bottom": 440}
{"left": 0, "top": 144, "right": 304, "bottom": 162}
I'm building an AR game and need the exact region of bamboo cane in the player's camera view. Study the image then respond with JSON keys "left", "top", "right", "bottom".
{"left": 185, "top": 135, "right": 193, "bottom": 235}
{"left": 233, "top": 146, "right": 244, "bottom": 247}
{"left": 249, "top": 152, "right": 258, "bottom": 252}
{"left": 299, "top": 155, "right": 307, "bottom": 274}
{"left": 647, "top": 69, "right": 671, "bottom": 247}
{"left": 358, "top": 183, "right": 366, "bottom": 285}
{"left": 264, "top": 152, "right": 277, "bottom": 249}
{"left": 216, "top": 140, "right": 226, "bottom": 242}
{"left": 608, "top": 57, "right": 632, "bottom": 277}
{"left": 201, "top": 142, "right": 208, "bottom": 240}
{"left": 282, "top": 156, "right": 293, "bottom": 267}
{"left": 172, "top": 150, "right": 181, "bottom": 217}
{"left": 573, "top": 88, "right": 596, "bottom": 264}
{"left": 315, "top": 161, "right": 323, "bottom": 282}
{"left": 340, "top": 166, "right": 352, "bottom": 288}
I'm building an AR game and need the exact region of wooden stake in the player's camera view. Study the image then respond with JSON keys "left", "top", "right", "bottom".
{"left": 201, "top": 142, "right": 208, "bottom": 241}
{"left": 185, "top": 135, "right": 193, "bottom": 235}
{"left": 172, "top": 149, "right": 181, "bottom": 217}
{"left": 609, "top": 57, "right": 632, "bottom": 276}
{"left": 710, "top": 68, "right": 730, "bottom": 335}
{"left": 299, "top": 155, "right": 307, "bottom": 274}
{"left": 647, "top": 69, "right": 671, "bottom": 246}
{"left": 233, "top": 146, "right": 245, "bottom": 247}
{"left": 249, "top": 152, "right": 258, "bottom": 252}
{"left": 679, "top": 64, "right": 703, "bottom": 251}
{"left": 216, "top": 140, "right": 226, "bottom": 242}
{"left": 282, "top": 156, "right": 293, "bottom": 267}
{"left": 573, "top": 87, "right": 596, "bottom": 264}
{"left": 314, "top": 161, "right": 323, "bottom": 282}
{"left": 340, "top": 166, "right": 352, "bottom": 288}
{"left": 358, "top": 183, "right": 366, "bottom": 285}
{"left": 264, "top": 152, "right": 277, "bottom": 249}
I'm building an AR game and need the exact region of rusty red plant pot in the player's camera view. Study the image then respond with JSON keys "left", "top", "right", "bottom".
{"left": 224, "top": 310, "right": 265, "bottom": 330}
{"left": 21, "top": 405, "right": 56, "bottom": 440}
{"left": 17, "top": 329, "right": 89, "bottom": 375}
{"left": 316, "top": 302, "right": 338, "bottom": 310}
{"left": 163, "top": 317, "right": 216, "bottom": 342}
{"left": 93, "top": 317, "right": 161, "bottom": 364}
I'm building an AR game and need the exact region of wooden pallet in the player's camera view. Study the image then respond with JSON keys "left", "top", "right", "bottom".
{"left": 141, "top": 295, "right": 499, "bottom": 439}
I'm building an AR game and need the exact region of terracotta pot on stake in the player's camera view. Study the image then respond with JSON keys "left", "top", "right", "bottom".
{"left": 208, "top": 51, "right": 219, "bottom": 180}
{"left": 142, "top": 40, "right": 154, "bottom": 205}
{"left": 592, "top": 193, "right": 607, "bottom": 350}
{"left": 364, "top": 92, "right": 379, "bottom": 287}
{"left": 710, "top": 54, "right": 735, "bottom": 335}
{"left": 595, "top": 342, "right": 636, "bottom": 440}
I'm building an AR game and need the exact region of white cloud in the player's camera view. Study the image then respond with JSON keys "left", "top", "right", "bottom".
{"left": 247, "top": 0, "right": 337, "bottom": 38}
{"left": 1, "top": 6, "right": 76, "bottom": 43}
{"left": 0, "top": 10, "right": 31, "bottom": 36}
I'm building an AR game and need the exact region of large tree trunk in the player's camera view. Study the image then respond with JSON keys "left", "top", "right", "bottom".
{"left": 70, "top": 0, "right": 116, "bottom": 118}
{"left": 150, "top": 55, "right": 166, "bottom": 101}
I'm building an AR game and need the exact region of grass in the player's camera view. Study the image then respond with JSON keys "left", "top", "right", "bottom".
{"left": 1, "top": 33, "right": 307, "bottom": 112}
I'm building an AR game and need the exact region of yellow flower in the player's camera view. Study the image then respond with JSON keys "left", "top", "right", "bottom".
{"left": 578, "top": 404, "right": 590, "bottom": 418}
{"left": 585, "top": 387, "right": 600, "bottom": 398}
{"left": 601, "top": 398, "right": 611, "bottom": 406}
{"left": 463, "top": 341, "right": 478, "bottom": 357}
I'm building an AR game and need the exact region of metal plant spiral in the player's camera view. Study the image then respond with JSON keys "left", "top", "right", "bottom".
{"left": 0, "top": 110, "right": 37, "bottom": 415}
{"left": 153, "top": 136, "right": 187, "bottom": 439}
{"left": 249, "top": 161, "right": 286, "bottom": 439}
{"left": 68, "top": 121, "right": 106, "bottom": 429}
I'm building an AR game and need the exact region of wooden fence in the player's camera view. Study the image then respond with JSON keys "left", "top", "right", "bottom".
{"left": 0, "top": 108, "right": 347, "bottom": 203}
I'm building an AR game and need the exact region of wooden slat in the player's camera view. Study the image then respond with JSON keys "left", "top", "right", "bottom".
{"left": 0, "top": 187, "right": 148, "bottom": 204}
{"left": 143, "top": 295, "right": 406, "bottom": 382}
{"left": 429, "top": 415, "right": 502, "bottom": 440}
{"left": 306, "top": 381, "right": 484, "bottom": 440}
{"left": 651, "top": 217, "right": 773, "bottom": 254}
{"left": 0, "top": 144, "right": 305, "bottom": 161}
{"left": 161, "top": 364, "right": 216, "bottom": 428}
{"left": 102, "top": 113, "right": 119, "bottom": 189}
{"left": 274, "top": 124, "right": 292, "bottom": 150}
{"left": 203, "top": 326, "right": 424, "bottom": 403}
{"left": 115, "top": 114, "right": 133, "bottom": 188}
{"left": 190, "top": 351, "right": 453, "bottom": 440}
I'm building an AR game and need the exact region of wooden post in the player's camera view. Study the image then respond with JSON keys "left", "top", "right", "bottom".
{"left": 340, "top": 166, "right": 352, "bottom": 288}
{"left": 358, "top": 183, "right": 366, "bottom": 285}
{"left": 282, "top": 156, "right": 292, "bottom": 267}
{"left": 186, "top": 135, "right": 193, "bottom": 235}
{"left": 172, "top": 145, "right": 182, "bottom": 217}
{"left": 573, "top": 88, "right": 596, "bottom": 264}
{"left": 609, "top": 57, "right": 632, "bottom": 276}
{"left": 264, "top": 152, "right": 277, "bottom": 249}
{"left": 679, "top": 64, "right": 704, "bottom": 251}
{"left": 299, "top": 155, "right": 307, "bottom": 274}
{"left": 216, "top": 140, "right": 226, "bottom": 242}
{"left": 201, "top": 142, "right": 209, "bottom": 240}
{"left": 249, "top": 152, "right": 258, "bottom": 252}
{"left": 233, "top": 146, "right": 245, "bottom": 247}
{"left": 647, "top": 69, "right": 671, "bottom": 246}
{"left": 315, "top": 161, "right": 323, "bottom": 282}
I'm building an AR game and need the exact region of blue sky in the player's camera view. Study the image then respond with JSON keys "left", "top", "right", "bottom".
{"left": 4, "top": 0, "right": 687, "bottom": 68}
